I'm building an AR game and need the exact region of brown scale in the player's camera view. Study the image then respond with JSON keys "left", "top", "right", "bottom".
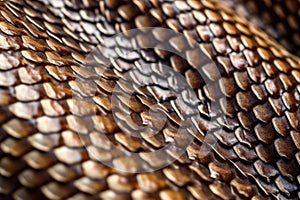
{"left": 222, "top": 0, "right": 300, "bottom": 56}
{"left": 0, "top": 0, "right": 299, "bottom": 200}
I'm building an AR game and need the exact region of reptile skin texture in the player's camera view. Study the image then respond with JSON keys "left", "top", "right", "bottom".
{"left": 0, "top": 0, "right": 299, "bottom": 199}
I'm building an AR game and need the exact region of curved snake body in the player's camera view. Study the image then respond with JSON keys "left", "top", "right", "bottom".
{"left": 0, "top": 0, "right": 299, "bottom": 199}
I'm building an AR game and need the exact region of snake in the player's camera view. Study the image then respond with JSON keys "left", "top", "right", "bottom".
{"left": 0, "top": 0, "right": 299, "bottom": 199}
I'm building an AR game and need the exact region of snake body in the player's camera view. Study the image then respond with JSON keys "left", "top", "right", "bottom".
{"left": 0, "top": 0, "right": 299, "bottom": 199}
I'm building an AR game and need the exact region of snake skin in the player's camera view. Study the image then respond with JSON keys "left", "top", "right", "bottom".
{"left": 0, "top": 0, "right": 300, "bottom": 199}
{"left": 222, "top": 0, "right": 300, "bottom": 57}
